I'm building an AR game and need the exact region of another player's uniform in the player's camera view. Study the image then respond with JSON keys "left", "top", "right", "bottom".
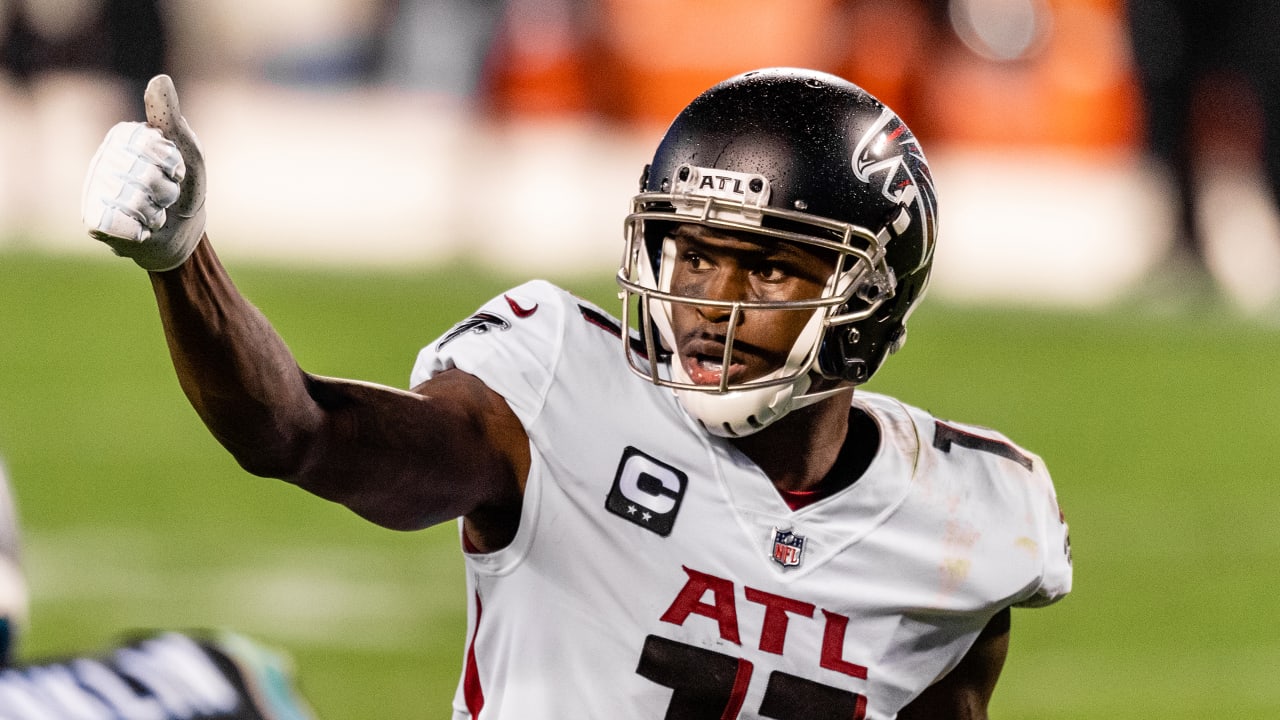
{"left": 0, "top": 458, "right": 25, "bottom": 665}
{"left": 412, "top": 281, "right": 1072, "bottom": 720}
{"left": 0, "top": 630, "right": 316, "bottom": 720}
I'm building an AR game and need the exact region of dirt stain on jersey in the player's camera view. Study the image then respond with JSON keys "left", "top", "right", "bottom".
{"left": 940, "top": 558, "right": 972, "bottom": 593}
{"left": 1015, "top": 536, "right": 1039, "bottom": 558}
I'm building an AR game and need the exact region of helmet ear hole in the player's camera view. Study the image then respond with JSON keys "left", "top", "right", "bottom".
{"left": 856, "top": 267, "right": 896, "bottom": 303}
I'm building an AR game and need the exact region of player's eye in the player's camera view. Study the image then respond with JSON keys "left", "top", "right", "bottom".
{"left": 752, "top": 261, "right": 790, "bottom": 283}
{"left": 682, "top": 251, "right": 709, "bottom": 271}
{"left": 758, "top": 265, "right": 784, "bottom": 281}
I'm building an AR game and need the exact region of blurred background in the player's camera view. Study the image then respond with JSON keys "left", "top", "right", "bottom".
{"left": 2, "top": 0, "right": 1280, "bottom": 718}
{"left": 2, "top": 0, "right": 1279, "bottom": 310}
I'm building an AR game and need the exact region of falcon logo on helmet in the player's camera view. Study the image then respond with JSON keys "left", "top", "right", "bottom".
{"left": 852, "top": 108, "right": 937, "bottom": 269}
{"left": 854, "top": 109, "right": 924, "bottom": 205}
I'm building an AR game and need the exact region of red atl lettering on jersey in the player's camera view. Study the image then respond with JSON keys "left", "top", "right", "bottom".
{"left": 744, "top": 587, "right": 814, "bottom": 654}
{"left": 660, "top": 567, "right": 741, "bottom": 643}
{"left": 659, "top": 566, "right": 869, "bottom": 679}
{"left": 819, "top": 609, "right": 869, "bottom": 678}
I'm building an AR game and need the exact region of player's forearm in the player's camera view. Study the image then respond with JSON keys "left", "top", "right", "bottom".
{"left": 149, "top": 238, "right": 324, "bottom": 478}
{"left": 149, "top": 242, "right": 525, "bottom": 529}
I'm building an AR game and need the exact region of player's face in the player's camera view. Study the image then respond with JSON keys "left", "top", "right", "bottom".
{"left": 666, "top": 224, "right": 836, "bottom": 386}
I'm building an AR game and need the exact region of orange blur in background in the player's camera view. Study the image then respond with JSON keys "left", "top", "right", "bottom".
{"left": 481, "top": 0, "right": 1140, "bottom": 151}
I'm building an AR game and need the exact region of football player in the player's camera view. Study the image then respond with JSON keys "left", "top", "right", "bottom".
{"left": 0, "top": 629, "right": 318, "bottom": 720}
{"left": 0, "top": 459, "right": 316, "bottom": 718}
{"left": 0, "top": 457, "right": 28, "bottom": 667}
{"left": 81, "top": 68, "right": 1072, "bottom": 719}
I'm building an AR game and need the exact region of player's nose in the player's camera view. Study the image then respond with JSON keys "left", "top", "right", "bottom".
{"left": 695, "top": 301, "right": 744, "bottom": 327}
{"left": 692, "top": 269, "right": 749, "bottom": 323}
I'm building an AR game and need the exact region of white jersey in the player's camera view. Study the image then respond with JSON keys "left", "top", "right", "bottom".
{"left": 411, "top": 280, "right": 1072, "bottom": 720}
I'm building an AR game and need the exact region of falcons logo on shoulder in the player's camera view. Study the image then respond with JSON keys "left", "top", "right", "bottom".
{"left": 436, "top": 311, "right": 511, "bottom": 349}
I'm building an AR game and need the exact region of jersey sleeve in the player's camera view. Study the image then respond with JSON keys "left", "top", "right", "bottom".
{"left": 409, "top": 279, "right": 567, "bottom": 426}
{"left": 1015, "top": 460, "right": 1073, "bottom": 608}
{"left": 923, "top": 412, "right": 1073, "bottom": 610}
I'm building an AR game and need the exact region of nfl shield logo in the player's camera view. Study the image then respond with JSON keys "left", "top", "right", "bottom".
{"left": 770, "top": 527, "right": 805, "bottom": 568}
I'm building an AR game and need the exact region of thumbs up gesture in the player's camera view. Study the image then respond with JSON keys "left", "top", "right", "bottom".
{"left": 82, "top": 74, "right": 208, "bottom": 272}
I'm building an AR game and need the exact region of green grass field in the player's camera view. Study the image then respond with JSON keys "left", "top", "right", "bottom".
{"left": 1, "top": 249, "right": 1278, "bottom": 718}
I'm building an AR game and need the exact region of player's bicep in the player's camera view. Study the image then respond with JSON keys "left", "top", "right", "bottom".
{"left": 897, "top": 608, "right": 1011, "bottom": 720}
{"left": 290, "top": 368, "right": 528, "bottom": 533}
{"left": 408, "top": 367, "right": 532, "bottom": 494}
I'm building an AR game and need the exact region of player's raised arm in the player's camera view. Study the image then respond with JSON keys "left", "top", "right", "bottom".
{"left": 80, "top": 76, "right": 528, "bottom": 538}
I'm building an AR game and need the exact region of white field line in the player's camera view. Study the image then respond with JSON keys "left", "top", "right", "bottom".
{"left": 23, "top": 526, "right": 466, "bottom": 652}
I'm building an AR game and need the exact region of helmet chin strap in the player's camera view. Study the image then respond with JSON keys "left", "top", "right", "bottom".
{"left": 667, "top": 307, "right": 843, "bottom": 437}
{"left": 673, "top": 372, "right": 849, "bottom": 438}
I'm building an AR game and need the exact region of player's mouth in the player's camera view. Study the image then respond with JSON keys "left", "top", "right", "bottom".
{"left": 681, "top": 348, "right": 749, "bottom": 387}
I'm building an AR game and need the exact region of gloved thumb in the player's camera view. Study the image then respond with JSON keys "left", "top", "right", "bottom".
{"left": 144, "top": 74, "right": 206, "bottom": 220}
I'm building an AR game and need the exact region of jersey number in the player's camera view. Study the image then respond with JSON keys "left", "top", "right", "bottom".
{"left": 933, "top": 421, "right": 1034, "bottom": 471}
{"left": 637, "top": 635, "right": 867, "bottom": 719}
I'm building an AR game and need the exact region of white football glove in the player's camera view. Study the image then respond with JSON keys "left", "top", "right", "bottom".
{"left": 82, "top": 74, "right": 207, "bottom": 272}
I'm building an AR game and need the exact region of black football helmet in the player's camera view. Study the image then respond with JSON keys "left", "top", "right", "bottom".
{"left": 616, "top": 67, "right": 938, "bottom": 436}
